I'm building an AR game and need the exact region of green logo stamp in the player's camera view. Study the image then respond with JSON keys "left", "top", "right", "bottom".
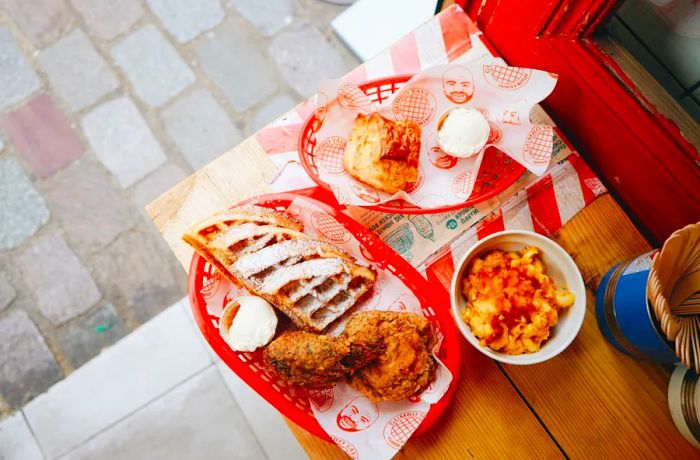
{"left": 446, "top": 219, "right": 458, "bottom": 230}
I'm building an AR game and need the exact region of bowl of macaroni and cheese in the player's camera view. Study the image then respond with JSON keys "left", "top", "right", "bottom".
{"left": 450, "top": 230, "right": 585, "bottom": 365}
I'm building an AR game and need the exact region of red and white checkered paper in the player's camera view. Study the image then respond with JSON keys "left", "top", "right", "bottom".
{"left": 251, "top": 5, "right": 607, "bottom": 458}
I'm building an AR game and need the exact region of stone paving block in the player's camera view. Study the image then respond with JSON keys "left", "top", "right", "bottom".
{"left": 195, "top": 22, "right": 279, "bottom": 112}
{"left": 63, "top": 367, "right": 264, "bottom": 460}
{"left": 2, "top": 94, "right": 85, "bottom": 178}
{"left": 112, "top": 26, "right": 195, "bottom": 107}
{"left": 23, "top": 304, "right": 211, "bottom": 458}
{"left": 249, "top": 93, "right": 298, "bottom": 134}
{"left": 230, "top": 0, "right": 294, "bottom": 36}
{"left": 81, "top": 97, "right": 166, "bottom": 188}
{"left": 0, "top": 412, "right": 45, "bottom": 460}
{"left": 70, "top": 0, "right": 144, "bottom": 40}
{"left": 0, "top": 272, "right": 16, "bottom": 312}
{"left": 0, "top": 28, "right": 40, "bottom": 111}
{"left": 162, "top": 89, "right": 242, "bottom": 169}
{"left": 38, "top": 29, "right": 119, "bottom": 112}
{"left": 0, "top": 157, "right": 50, "bottom": 251}
{"left": 41, "top": 160, "right": 137, "bottom": 253}
{"left": 0, "top": 310, "right": 61, "bottom": 408}
{"left": 146, "top": 0, "right": 224, "bottom": 43}
{"left": 16, "top": 233, "right": 102, "bottom": 326}
{"left": 131, "top": 163, "right": 187, "bottom": 219}
{"left": 56, "top": 303, "right": 128, "bottom": 368}
{"left": 269, "top": 21, "right": 349, "bottom": 97}
{"left": 1, "top": 0, "right": 72, "bottom": 46}
{"left": 90, "top": 227, "right": 186, "bottom": 325}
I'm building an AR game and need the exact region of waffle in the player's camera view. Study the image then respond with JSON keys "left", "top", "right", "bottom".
{"left": 183, "top": 205, "right": 376, "bottom": 332}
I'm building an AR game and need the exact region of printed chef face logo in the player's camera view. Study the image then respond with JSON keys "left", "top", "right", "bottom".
{"left": 428, "top": 145, "right": 458, "bottom": 170}
{"left": 336, "top": 396, "right": 379, "bottom": 432}
{"left": 442, "top": 66, "right": 474, "bottom": 104}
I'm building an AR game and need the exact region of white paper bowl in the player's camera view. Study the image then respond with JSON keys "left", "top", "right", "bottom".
{"left": 450, "top": 230, "right": 586, "bottom": 365}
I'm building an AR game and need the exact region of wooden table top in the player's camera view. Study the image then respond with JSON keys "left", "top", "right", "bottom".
{"left": 145, "top": 5, "right": 693, "bottom": 456}
{"left": 146, "top": 130, "right": 694, "bottom": 457}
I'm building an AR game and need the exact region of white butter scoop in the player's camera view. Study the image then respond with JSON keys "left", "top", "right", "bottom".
{"left": 437, "top": 108, "right": 490, "bottom": 158}
{"left": 219, "top": 295, "right": 278, "bottom": 352}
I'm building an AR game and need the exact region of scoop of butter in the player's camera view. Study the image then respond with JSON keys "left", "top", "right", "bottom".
{"left": 437, "top": 108, "right": 490, "bottom": 158}
{"left": 219, "top": 295, "right": 278, "bottom": 352}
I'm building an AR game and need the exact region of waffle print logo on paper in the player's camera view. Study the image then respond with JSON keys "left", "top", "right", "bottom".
{"left": 382, "top": 411, "right": 427, "bottom": 449}
{"left": 351, "top": 183, "right": 380, "bottom": 203}
{"left": 316, "top": 136, "right": 346, "bottom": 175}
{"left": 392, "top": 88, "right": 437, "bottom": 126}
{"left": 522, "top": 125, "right": 552, "bottom": 166}
{"left": 337, "top": 82, "right": 371, "bottom": 111}
{"left": 330, "top": 436, "right": 358, "bottom": 460}
{"left": 307, "top": 388, "right": 334, "bottom": 412}
{"left": 311, "top": 211, "right": 351, "bottom": 244}
{"left": 336, "top": 396, "right": 379, "bottom": 432}
{"left": 452, "top": 170, "right": 474, "bottom": 200}
{"left": 442, "top": 66, "right": 474, "bottom": 104}
{"left": 483, "top": 64, "right": 531, "bottom": 90}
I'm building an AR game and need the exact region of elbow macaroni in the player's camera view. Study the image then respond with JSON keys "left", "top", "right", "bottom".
{"left": 460, "top": 246, "right": 575, "bottom": 354}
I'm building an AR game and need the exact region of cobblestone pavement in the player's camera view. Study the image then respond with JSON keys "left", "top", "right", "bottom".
{"left": 0, "top": 0, "right": 358, "bottom": 416}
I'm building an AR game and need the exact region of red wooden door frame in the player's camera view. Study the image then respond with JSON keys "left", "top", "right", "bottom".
{"left": 459, "top": 0, "right": 699, "bottom": 243}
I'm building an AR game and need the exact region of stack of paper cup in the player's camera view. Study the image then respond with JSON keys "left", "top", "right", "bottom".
{"left": 649, "top": 222, "right": 700, "bottom": 371}
{"left": 668, "top": 365, "right": 700, "bottom": 448}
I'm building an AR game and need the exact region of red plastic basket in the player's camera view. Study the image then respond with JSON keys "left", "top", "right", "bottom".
{"left": 187, "top": 189, "right": 461, "bottom": 443}
{"left": 298, "top": 75, "right": 526, "bottom": 214}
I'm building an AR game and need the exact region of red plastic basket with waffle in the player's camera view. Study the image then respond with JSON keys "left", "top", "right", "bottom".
{"left": 186, "top": 189, "right": 461, "bottom": 451}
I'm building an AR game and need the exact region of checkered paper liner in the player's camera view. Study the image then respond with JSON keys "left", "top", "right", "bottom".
{"left": 312, "top": 62, "right": 557, "bottom": 208}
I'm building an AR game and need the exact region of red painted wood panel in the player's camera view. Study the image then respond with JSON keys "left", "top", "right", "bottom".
{"left": 464, "top": 0, "right": 700, "bottom": 243}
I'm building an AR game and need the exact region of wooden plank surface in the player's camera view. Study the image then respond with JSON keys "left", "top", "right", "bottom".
{"left": 503, "top": 196, "right": 697, "bottom": 458}
{"left": 146, "top": 131, "right": 694, "bottom": 457}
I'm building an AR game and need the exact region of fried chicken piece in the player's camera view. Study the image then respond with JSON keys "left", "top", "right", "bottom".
{"left": 342, "top": 311, "right": 436, "bottom": 401}
{"left": 263, "top": 331, "right": 349, "bottom": 388}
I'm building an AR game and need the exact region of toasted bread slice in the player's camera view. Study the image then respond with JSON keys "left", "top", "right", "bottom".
{"left": 183, "top": 205, "right": 376, "bottom": 332}
{"left": 343, "top": 113, "right": 421, "bottom": 194}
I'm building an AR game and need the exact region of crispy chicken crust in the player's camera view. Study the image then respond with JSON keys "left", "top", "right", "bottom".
{"left": 343, "top": 311, "right": 436, "bottom": 401}
{"left": 263, "top": 331, "right": 349, "bottom": 388}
